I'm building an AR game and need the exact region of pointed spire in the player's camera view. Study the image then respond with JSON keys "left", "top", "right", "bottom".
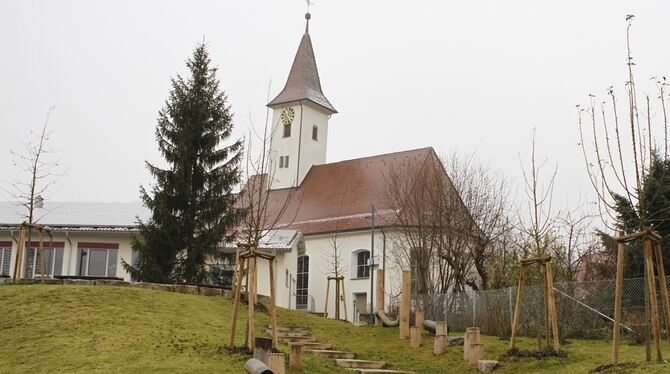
{"left": 267, "top": 12, "right": 337, "bottom": 114}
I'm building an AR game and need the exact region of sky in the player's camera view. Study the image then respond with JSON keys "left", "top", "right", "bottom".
{"left": 1, "top": 1, "right": 669, "bottom": 214}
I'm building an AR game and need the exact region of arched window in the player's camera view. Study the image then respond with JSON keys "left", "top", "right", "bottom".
{"left": 312, "top": 125, "right": 318, "bottom": 141}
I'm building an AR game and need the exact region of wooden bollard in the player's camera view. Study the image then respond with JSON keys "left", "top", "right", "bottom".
{"left": 468, "top": 343, "right": 484, "bottom": 365}
{"left": 434, "top": 335, "right": 448, "bottom": 355}
{"left": 434, "top": 321, "right": 448, "bottom": 355}
{"left": 410, "top": 326, "right": 422, "bottom": 348}
{"left": 415, "top": 310, "right": 425, "bottom": 329}
{"left": 400, "top": 270, "right": 411, "bottom": 339}
{"left": 464, "top": 327, "right": 480, "bottom": 361}
{"left": 289, "top": 343, "right": 304, "bottom": 370}
{"left": 435, "top": 321, "right": 448, "bottom": 336}
{"left": 267, "top": 352, "right": 285, "bottom": 374}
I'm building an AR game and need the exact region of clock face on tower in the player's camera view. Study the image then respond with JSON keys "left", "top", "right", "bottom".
{"left": 280, "top": 107, "right": 295, "bottom": 125}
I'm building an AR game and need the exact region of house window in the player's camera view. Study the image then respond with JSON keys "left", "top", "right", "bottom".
{"left": 283, "top": 123, "right": 291, "bottom": 138}
{"left": 284, "top": 155, "right": 289, "bottom": 168}
{"left": 0, "top": 245, "right": 12, "bottom": 276}
{"left": 23, "top": 242, "right": 64, "bottom": 278}
{"left": 279, "top": 156, "right": 284, "bottom": 168}
{"left": 312, "top": 125, "right": 318, "bottom": 141}
{"left": 77, "top": 243, "right": 119, "bottom": 277}
{"left": 296, "top": 255, "right": 309, "bottom": 309}
{"left": 356, "top": 251, "right": 371, "bottom": 279}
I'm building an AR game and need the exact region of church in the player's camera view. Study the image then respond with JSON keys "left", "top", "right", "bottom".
{"left": 244, "top": 12, "right": 467, "bottom": 322}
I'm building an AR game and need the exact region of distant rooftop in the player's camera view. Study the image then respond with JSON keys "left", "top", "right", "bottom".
{"left": 0, "top": 201, "right": 149, "bottom": 232}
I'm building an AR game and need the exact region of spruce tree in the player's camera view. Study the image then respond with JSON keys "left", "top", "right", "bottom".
{"left": 126, "top": 43, "right": 243, "bottom": 283}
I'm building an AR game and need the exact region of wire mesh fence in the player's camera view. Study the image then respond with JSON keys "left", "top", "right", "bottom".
{"left": 413, "top": 277, "right": 668, "bottom": 341}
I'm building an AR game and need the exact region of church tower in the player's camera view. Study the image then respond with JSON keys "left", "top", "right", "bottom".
{"left": 267, "top": 12, "right": 337, "bottom": 189}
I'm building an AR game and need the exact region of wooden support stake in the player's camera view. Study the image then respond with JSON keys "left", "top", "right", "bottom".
{"left": 510, "top": 264, "right": 526, "bottom": 350}
{"left": 38, "top": 230, "right": 45, "bottom": 283}
{"left": 545, "top": 261, "right": 560, "bottom": 352}
{"left": 375, "top": 269, "right": 384, "bottom": 327}
{"left": 230, "top": 257, "right": 246, "bottom": 347}
{"left": 324, "top": 278, "right": 330, "bottom": 318}
{"left": 410, "top": 326, "right": 422, "bottom": 348}
{"left": 612, "top": 231, "right": 625, "bottom": 364}
{"left": 248, "top": 255, "right": 257, "bottom": 352}
{"left": 544, "top": 262, "right": 550, "bottom": 347}
{"left": 644, "top": 237, "right": 662, "bottom": 361}
{"left": 232, "top": 247, "right": 241, "bottom": 295}
{"left": 654, "top": 243, "right": 670, "bottom": 353}
{"left": 269, "top": 259, "right": 278, "bottom": 349}
{"left": 13, "top": 227, "right": 26, "bottom": 280}
{"left": 400, "top": 270, "right": 411, "bottom": 339}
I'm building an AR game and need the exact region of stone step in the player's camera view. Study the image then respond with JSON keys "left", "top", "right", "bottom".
{"left": 267, "top": 325, "right": 311, "bottom": 332}
{"left": 335, "top": 359, "right": 386, "bottom": 369}
{"left": 307, "top": 349, "right": 355, "bottom": 359}
{"left": 265, "top": 329, "right": 312, "bottom": 338}
{"left": 278, "top": 336, "right": 316, "bottom": 343}
{"left": 354, "top": 370, "right": 415, "bottom": 374}
{"left": 293, "top": 342, "right": 332, "bottom": 350}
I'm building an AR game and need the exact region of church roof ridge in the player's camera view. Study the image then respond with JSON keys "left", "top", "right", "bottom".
{"left": 311, "top": 146, "right": 434, "bottom": 169}
{"left": 267, "top": 13, "right": 337, "bottom": 114}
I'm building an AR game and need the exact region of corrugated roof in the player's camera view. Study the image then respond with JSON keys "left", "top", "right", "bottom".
{"left": 0, "top": 201, "right": 149, "bottom": 231}
{"left": 267, "top": 15, "right": 336, "bottom": 114}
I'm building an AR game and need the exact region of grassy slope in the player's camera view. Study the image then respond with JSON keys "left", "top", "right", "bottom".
{"left": 0, "top": 285, "right": 668, "bottom": 374}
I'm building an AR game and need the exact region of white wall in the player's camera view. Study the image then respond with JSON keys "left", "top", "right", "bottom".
{"left": 268, "top": 101, "right": 329, "bottom": 189}
{"left": 253, "top": 248, "right": 298, "bottom": 310}
{"left": 0, "top": 231, "right": 135, "bottom": 281}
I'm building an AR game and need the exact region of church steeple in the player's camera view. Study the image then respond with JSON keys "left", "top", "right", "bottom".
{"left": 267, "top": 13, "right": 337, "bottom": 114}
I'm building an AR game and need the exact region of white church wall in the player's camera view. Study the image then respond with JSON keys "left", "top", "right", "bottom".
{"left": 253, "top": 248, "right": 298, "bottom": 310}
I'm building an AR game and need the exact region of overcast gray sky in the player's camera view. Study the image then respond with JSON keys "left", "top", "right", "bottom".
{"left": 1, "top": 1, "right": 669, "bottom": 211}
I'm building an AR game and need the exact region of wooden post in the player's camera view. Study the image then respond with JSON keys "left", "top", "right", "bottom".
{"left": 545, "top": 261, "right": 560, "bottom": 352}
{"left": 375, "top": 269, "right": 384, "bottom": 327}
{"left": 266, "top": 352, "right": 285, "bottom": 374}
{"left": 38, "top": 230, "right": 45, "bottom": 283}
{"left": 324, "top": 278, "right": 330, "bottom": 318}
{"left": 335, "top": 277, "right": 340, "bottom": 320}
{"left": 654, "top": 242, "right": 670, "bottom": 352}
{"left": 415, "top": 310, "right": 425, "bottom": 330}
{"left": 468, "top": 343, "right": 485, "bottom": 365}
{"left": 289, "top": 343, "right": 304, "bottom": 370}
{"left": 644, "top": 237, "right": 662, "bottom": 361}
{"left": 13, "top": 226, "right": 25, "bottom": 280}
{"left": 231, "top": 247, "right": 241, "bottom": 295}
{"left": 229, "top": 257, "right": 246, "bottom": 347}
{"left": 463, "top": 330, "right": 470, "bottom": 361}
{"left": 269, "top": 258, "right": 278, "bottom": 349}
{"left": 341, "top": 277, "right": 348, "bottom": 321}
{"left": 410, "top": 326, "right": 422, "bottom": 348}
{"left": 612, "top": 231, "right": 625, "bottom": 364}
{"left": 543, "top": 261, "right": 550, "bottom": 347}
{"left": 434, "top": 321, "right": 448, "bottom": 355}
{"left": 510, "top": 264, "right": 526, "bottom": 350}
{"left": 248, "top": 255, "right": 256, "bottom": 352}
{"left": 400, "top": 270, "right": 411, "bottom": 338}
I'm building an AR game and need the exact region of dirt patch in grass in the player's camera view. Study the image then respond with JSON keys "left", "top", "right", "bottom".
{"left": 589, "top": 362, "right": 639, "bottom": 373}
{"left": 502, "top": 347, "right": 569, "bottom": 361}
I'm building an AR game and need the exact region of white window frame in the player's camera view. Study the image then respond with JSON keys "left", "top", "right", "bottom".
{"left": 79, "top": 248, "right": 116, "bottom": 277}
{"left": 30, "top": 246, "right": 57, "bottom": 278}
{"left": 0, "top": 247, "right": 11, "bottom": 276}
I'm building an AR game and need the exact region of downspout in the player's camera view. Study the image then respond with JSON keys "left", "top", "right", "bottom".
{"left": 296, "top": 101, "right": 304, "bottom": 185}
{"left": 381, "top": 228, "right": 386, "bottom": 290}
{"left": 66, "top": 231, "right": 73, "bottom": 275}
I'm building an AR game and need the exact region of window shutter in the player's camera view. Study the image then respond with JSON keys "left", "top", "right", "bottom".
{"left": 107, "top": 250, "right": 118, "bottom": 277}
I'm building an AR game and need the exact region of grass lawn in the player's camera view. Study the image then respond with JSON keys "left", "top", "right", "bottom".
{"left": 0, "top": 285, "right": 669, "bottom": 373}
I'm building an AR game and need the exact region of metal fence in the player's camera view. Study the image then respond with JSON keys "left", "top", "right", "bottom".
{"left": 413, "top": 277, "right": 668, "bottom": 340}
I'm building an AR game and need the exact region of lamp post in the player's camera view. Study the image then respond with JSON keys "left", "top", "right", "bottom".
{"left": 369, "top": 205, "right": 375, "bottom": 325}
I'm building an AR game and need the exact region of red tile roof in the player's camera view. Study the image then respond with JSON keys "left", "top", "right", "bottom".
{"left": 262, "top": 147, "right": 438, "bottom": 234}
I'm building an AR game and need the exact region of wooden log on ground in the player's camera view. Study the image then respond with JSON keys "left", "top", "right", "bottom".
{"left": 612, "top": 231, "right": 625, "bottom": 364}
{"left": 289, "top": 343, "right": 304, "bottom": 370}
{"left": 468, "top": 343, "right": 485, "bottom": 365}
{"left": 266, "top": 352, "right": 285, "bottom": 374}
{"left": 410, "top": 326, "right": 422, "bottom": 348}
{"left": 400, "top": 270, "right": 411, "bottom": 339}
{"left": 375, "top": 269, "right": 384, "bottom": 327}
